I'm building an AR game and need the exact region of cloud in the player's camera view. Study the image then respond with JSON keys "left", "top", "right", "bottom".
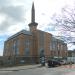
{"left": 0, "top": 6, "right": 25, "bottom": 22}
{"left": 0, "top": 5, "right": 25, "bottom": 33}
{"left": 67, "top": 43, "right": 75, "bottom": 50}
{"left": 0, "top": 0, "right": 11, "bottom": 7}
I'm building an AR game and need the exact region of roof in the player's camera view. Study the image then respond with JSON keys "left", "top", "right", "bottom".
{"left": 37, "top": 29, "right": 52, "bottom": 36}
{"left": 7, "top": 30, "right": 32, "bottom": 41}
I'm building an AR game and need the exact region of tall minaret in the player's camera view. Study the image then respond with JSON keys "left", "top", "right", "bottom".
{"left": 32, "top": 2, "right": 35, "bottom": 23}
{"left": 29, "top": 2, "right": 38, "bottom": 32}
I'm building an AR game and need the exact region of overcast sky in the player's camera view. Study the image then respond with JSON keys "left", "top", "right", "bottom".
{"left": 0, "top": 0, "right": 75, "bottom": 56}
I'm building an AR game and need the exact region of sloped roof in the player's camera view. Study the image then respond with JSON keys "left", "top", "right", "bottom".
{"left": 37, "top": 29, "right": 52, "bottom": 35}
{"left": 7, "top": 30, "right": 32, "bottom": 41}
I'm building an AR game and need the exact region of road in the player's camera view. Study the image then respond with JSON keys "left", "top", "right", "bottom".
{"left": 0, "top": 65, "right": 75, "bottom": 75}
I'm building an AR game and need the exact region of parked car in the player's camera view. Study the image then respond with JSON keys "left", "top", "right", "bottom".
{"left": 47, "top": 59, "right": 61, "bottom": 67}
{"left": 59, "top": 60, "right": 66, "bottom": 65}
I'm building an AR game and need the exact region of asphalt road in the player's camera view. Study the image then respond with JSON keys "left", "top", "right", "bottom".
{"left": 0, "top": 66, "right": 75, "bottom": 75}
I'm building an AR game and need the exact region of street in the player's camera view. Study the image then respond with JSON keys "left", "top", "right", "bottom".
{"left": 0, "top": 65, "right": 75, "bottom": 75}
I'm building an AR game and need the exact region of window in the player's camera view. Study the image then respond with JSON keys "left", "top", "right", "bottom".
{"left": 50, "top": 42, "right": 52, "bottom": 50}
{"left": 39, "top": 32, "right": 44, "bottom": 47}
{"left": 52, "top": 42, "right": 56, "bottom": 50}
{"left": 4, "top": 44, "right": 9, "bottom": 56}
{"left": 13, "top": 40, "right": 19, "bottom": 55}
{"left": 25, "top": 40, "right": 30, "bottom": 48}
{"left": 25, "top": 40, "right": 30, "bottom": 45}
{"left": 13, "top": 41, "right": 16, "bottom": 55}
{"left": 24, "top": 48, "right": 30, "bottom": 56}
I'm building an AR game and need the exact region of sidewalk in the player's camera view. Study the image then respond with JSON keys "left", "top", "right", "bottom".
{"left": 59, "top": 64, "right": 75, "bottom": 75}
{"left": 0, "top": 64, "right": 41, "bottom": 71}
{"left": 60, "top": 64, "right": 75, "bottom": 69}
{"left": 65, "top": 71, "right": 75, "bottom": 75}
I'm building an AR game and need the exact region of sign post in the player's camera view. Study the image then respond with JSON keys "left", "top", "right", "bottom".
{"left": 40, "top": 56, "right": 45, "bottom": 66}
{"left": 40, "top": 50, "right": 45, "bottom": 66}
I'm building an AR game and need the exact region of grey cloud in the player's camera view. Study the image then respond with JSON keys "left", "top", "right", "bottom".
{"left": 0, "top": 6, "right": 25, "bottom": 22}
{"left": 0, "top": 6, "right": 25, "bottom": 32}
{"left": 0, "top": 0, "right": 11, "bottom": 7}
{"left": 0, "top": 18, "right": 16, "bottom": 31}
{"left": 0, "top": 21, "right": 9, "bottom": 31}
{"left": 0, "top": 0, "right": 30, "bottom": 32}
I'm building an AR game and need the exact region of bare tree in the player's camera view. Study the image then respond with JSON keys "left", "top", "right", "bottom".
{"left": 51, "top": 5, "right": 75, "bottom": 44}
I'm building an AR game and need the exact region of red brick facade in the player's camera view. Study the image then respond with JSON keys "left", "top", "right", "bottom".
{"left": 3, "top": 29, "right": 68, "bottom": 64}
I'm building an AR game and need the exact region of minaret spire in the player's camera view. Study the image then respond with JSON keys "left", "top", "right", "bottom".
{"left": 32, "top": 2, "right": 35, "bottom": 23}
{"left": 28, "top": 2, "right": 38, "bottom": 32}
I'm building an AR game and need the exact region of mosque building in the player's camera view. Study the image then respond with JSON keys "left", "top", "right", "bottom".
{"left": 3, "top": 3, "right": 67, "bottom": 64}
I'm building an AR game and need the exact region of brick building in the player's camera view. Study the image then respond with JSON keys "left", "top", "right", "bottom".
{"left": 3, "top": 3, "right": 67, "bottom": 64}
